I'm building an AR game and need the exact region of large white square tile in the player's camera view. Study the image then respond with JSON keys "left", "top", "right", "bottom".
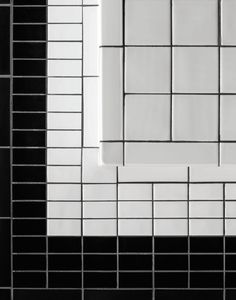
{"left": 125, "top": 0, "right": 170, "bottom": 45}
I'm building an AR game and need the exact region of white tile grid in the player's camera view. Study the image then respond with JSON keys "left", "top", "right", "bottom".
{"left": 100, "top": 0, "right": 236, "bottom": 166}
{"left": 47, "top": 0, "right": 236, "bottom": 237}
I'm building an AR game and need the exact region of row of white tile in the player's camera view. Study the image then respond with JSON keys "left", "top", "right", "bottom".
{"left": 47, "top": 219, "right": 236, "bottom": 236}
{"left": 47, "top": 201, "right": 236, "bottom": 219}
{"left": 101, "top": 0, "right": 236, "bottom": 46}
{"left": 47, "top": 182, "right": 236, "bottom": 200}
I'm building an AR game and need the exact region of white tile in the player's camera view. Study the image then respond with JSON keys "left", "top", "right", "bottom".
{"left": 190, "top": 166, "right": 236, "bottom": 182}
{"left": 222, "top": 0, "right": 236, "bottom": 45}
{"left": 83, "top": 202, "right": 116, "bottom": 218}
{"left": 83, "top": 184, "right": 116, "bottom": 201}
{"left": 118, "top": 201, "right": 152, "bottom": 218}
{"left": 221, "top": 143, "right": 236, "bottom": 164}
{"left": 154, "top": 202, "right": 187, "bottom": 218}
{"left": 100, "top": 0, "right": 123, "bottom": 46}
{"left": 125, "top": 95, "right": 170, "bottom": 140}
{"left": 173, "top": 47, "right": 218, "bottom": 93}
{"left": 125, "top": 47, "right": 170, "bottom": 93}
{"left": 47, "top": 184, "right": 81, "bottom": 201}
{"left": 48, "top": 78, "right": 81, "bottom": 94}
{"left": 47, "top": 220, "right": 81, "bottom": 236}
{"left": 154, "top": 219, "right": 187, "bottom": 235}
{"left": 47, "top": 131, "right": 81, "bottom": 148}
{"left": 125, "top": 0, "right": 170, "bottom": 45}
{"left": 226, "top": 202, "right": 236, "bottom": 218}
{"left": 47, "top": 166, "right": 81, "bottom": 183}
{"left": 173, "top": 95, "right": 218, "bottom": 141}
{"left": 118, "top": 184, "right": 152, "bottom": 200}
{"left": 48, "top": 24, "right": 82, "bottom": 41}
{"left": 48, "top": 42, "right": 82, "bottom": 59}
{"left": 84, "top": 78, "right": 99, "bottom": 147}
{"left": 83, "top": 220, "right": 116, "bottom": 236}
{"left": 83, "top": 149, "right": 116, "bottom": 183}
{"left": 154, "top": 184, "right": 187, "bottom": 200}
{"left": 100, "top": 143, "right": 123, "bottom": 165}
{"left": 225, "top": 184, "right": 236, "bottom": 200}
{"left": 125, "top": 142, "right": 218, "bottom": 165}
{"left": 48, "top": 95, "right": 82, "bottom": 112}
{"left": 48, "top": 7, "right": 82, "bottom": 23}
{"left": 84, "top": 7, "right": 98, "bottom": 76}
{"left": 221, "top": 96, "right": 236, "bottom": 140}
{"left": 118, "top": 219, "right": 152, "bottom": 236}
{"left": 190, "top": 184, "right": 223, "bottom": 200}
{"left": 48, "top": 113, "right": 81, "bottom": 130}
{"left": 48, "top": 202, "right": 81, "bottom": 219}
{"left": 173, "top": 0, "right": 218, "bottom": 45}
{"left": 83, "top": 0, "right": 98, "bottom": 4}
{"left": 48, "top": 60, "right": 82, "bottom": 77}
{"left": 101, "top": 48, "right": 123, "bottom": 140}
{"left": 189, "top": 202, "right": 223, "bottom": 218}
{"left": 221, "top": 48, "right": 236, "bottom": 93}
{"left": 189, "top": 219, "right": 223, "bottom": 235}
{"left": 47, "top": 149, "right": 81, "bottom": 165}
{"left": 225, "top": 219, "right": 236, "bottom": 235}
{"left": 48, "top": 0, "right": 82, "bottom": 4}
{"left": 119, "top": 165, "right": 187, "bottom": 182}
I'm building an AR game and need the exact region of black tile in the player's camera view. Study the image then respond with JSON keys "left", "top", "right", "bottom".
{"left": 84, "top": 290, "right": 152, "bottom": 300}
{"left": 0, "top": 220, "right": 11, "bottom": 287}
{"left": 155, "top": 237, "right": 188, "bottom": 253}
{"left": 227, "top": 290, "right": 236, "bottom": 300}
{"left": 48, "top": 272, "right": 81, "bottom": 288}
{"left": 0, "top": 79, "right": 10, "bottom": 146}
{"left": 13, "top": 113, "right": 46, "bottom": 129}
{"left": 119, "top": 254, "right": 152, "bottom": 271}
{"left": 13, "top": 219, "right": 46, "bottom": 235}
{"left": 13, "top": 202, "right": 46, "bottom": 218}
{"left": 119, "top": 272, "right": 152, "bottom": 288}
{"left": 13, "top": 149, "right": 45, "bottom": 164}
{"left": 155, "top": 272, "right": 188, "bottom": 288}
{"left": 0, "top": 0, "right": 10, "bottom": 3}
{"left": 226, "top": 272, "right": 236, "bottom": 288}
{"left": 48, "top": 255, "right": 81, "bottom": 271}
{"left": 14, "top": 7, "right": 46, "bottom": 23}
{"left": 14, "top": 60, "right": 46, "bottom": 76}
{"left": 190, "top": 237, "right": 223, "bottom": 253}
{"left": 84, "top": 272, "right": 116, "bottom": 288}
{"left": 14, "top": 25, "right": 46, "bottom": 41}
{"left": 13, "top": 255, "right": 46, "bottom": 270}
{"left": 48, "top": 237, "right": 81, "bottom": 253}
{"left": 0, "top": 149, "right": 10, "bottom": 217}
{"left": 119, "top": 237, "right": 152, "bottom": 253}
{"left": 14, "top": 0, "right": 46, "bottom": 4}
{"left": 13, "top": 166, "right": 46, "bottom": 182}
{"left": 190, "top": 272, "right": 223, "bottom": 288}
{"left": 226, "top": 255, "right": 236, "bottom": 270}
{"left": 13, "top": 184, "right": 46, "bottom": 200}
{"left": 13, "top": 237, "right": 46, "bottom": 253}
{"left": 84, "top": 254, "right": 116, "bottom": 271}
{"left": 226, "top": 237, "right": 236, "bottom": 253}
{"left": 13, "top": 78, "right": 45, "bottom": 94}
{"left": 84, "top": 237, "right": 116, "bottom": 253}
{"left": 156, "top": 290, "right": 223, "bottom": 300}
{"left": 14, "top": 290, "right": 82, "bottom": 300}
{"left": 13, "top": 272, "right": 46, "bottom": 288}
{"left": 0, "top": 290, "right": 10, "bottom": 300}
{"left": 155, "top": 254, "right": 188, "bottom": 271}
{"left": 13, "top": 131, "right": 45, "bottom": 147}
{"left": 13, "top": 42, "right": 46, "bottom": 59}
{"left": 13, "top": 95, "right": 46, "bottom": 112}
{"left": 0, "top": 8, "right": 10, "bottom": 74}
{"left": 191, "top": 254, "right": 223, "bottom": 271}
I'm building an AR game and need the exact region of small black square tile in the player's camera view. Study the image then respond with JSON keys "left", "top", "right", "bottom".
{"left": 155, "top": 237, "right": 188, "bottom": 253}
{"left": 226, "top": 272, "right": 236, "bottom": 288}
{"left": 226, "top": 237, "right": 236, "bottom": 253}
{"left": 48, "top": 272, "right": 81, "bottom": 288}
{"left": 48, "top": 255, "right": 81, "bottom": 271}
{"left": 119, "top": 272, "right": 152, "bottom": 288}
{"left": 14, "top": 25, "right": 46, "bottom": 41}
{"left": 13, "top": 95, "right": 46, "bottom": 112}
{"left": 119, "top": 237, "right": 152, "bottom": 253}
{"left": 155, "top": 272, "right": 188, "bottom": 288}
{"left": 84, "top": 254, "right": 117, "bottom": 271}
{"left": 13, "top": 113, "right": 46, "bottom": 129}
{"left": 0, "top": 290, "right": 11, "bottom": 300}
{"left": 190, "top": 272, "right": 223, "bottom": 288}
{"left": 14, "top": 0, "right": 46, "bottom": 4}
{"left": 48, "top": 237, "right": 81, "bottom": 253}
{"left": 155, "top": 254, "right": 188, "bottom": 270}
{"left": 155, "top": 290, "right": 223, "bottom": 300}
{"left": 14, "top": 7, "right": 46, "bottom": 23}
{"left": 13, "top": 202, "right": 46, "bottom": 218}
{"left": 84, "top": 237, "right": 117, "bottom": 253}
{"left": 14, "top": 290, "right": 82, "bottom": 300}
{"left": 119, "top": 254, "right": 152, "bottom": 271}
{"left": 13, "top": 255, "right": 46, "bottom": 271}
{"left": 13, "top": 166, "right": 46, "bottom": 182}
{"left": 14, "top": 60, "right": 46, "bottom": 76}
{"left": 13, "top": 78, "right": 46, "bottom": 94}
{"left": 13, "top": 131, "right": 46, "bottom": 147}
{"left": 84, "top": 272, "right": 116, "bottom": 288}
{"left": 190, "top": 237, "right": 223, "bottom": 253}
{"left": 13, "top": 237, "right": 46, "bottom": 253}
{"left": 84, "top": 290, "right": 152, "bottom": 300}
{"left": 13, "top": 183, "right": 46, "bottom": 200}
{"left": 13, "top": 272, "right": 46, "bottom": 288}
{"left": 13, "top": 219, "right": 46, "bottom": 236}
{"left": 190, "top": 254, "right": 223, "bottom": 271}
{"left": 13, "top": 42, "right": 46, "bottom": 59}
{"left": 13, "top": 148, "right": 45, "bottom": 164}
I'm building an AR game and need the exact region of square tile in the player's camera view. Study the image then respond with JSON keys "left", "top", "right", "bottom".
{"left": 125, "top": 47, "right": 170, "bottom": 93}
{"left": 173, "top": 0, "right": 218, "bottom": 45}
{"left": 125, "top": 95, "right": 170, "bottom": 140}
{"left": 173, "top": 47, "right": 218, "bottom": 93}
{"left": 173, "top": 95, "right": 218, "bottom": 141}
{"left": 222, "top": 0, "right": 236, "bottom": 45}
{"left": 221, "top": 96, "right": 236, "bottom": 140}
{"left": 125, "top": 0, "right": 170, "bottom": 45}
{"left": 221, "top": 48, "right": 236, "bottom": 93}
